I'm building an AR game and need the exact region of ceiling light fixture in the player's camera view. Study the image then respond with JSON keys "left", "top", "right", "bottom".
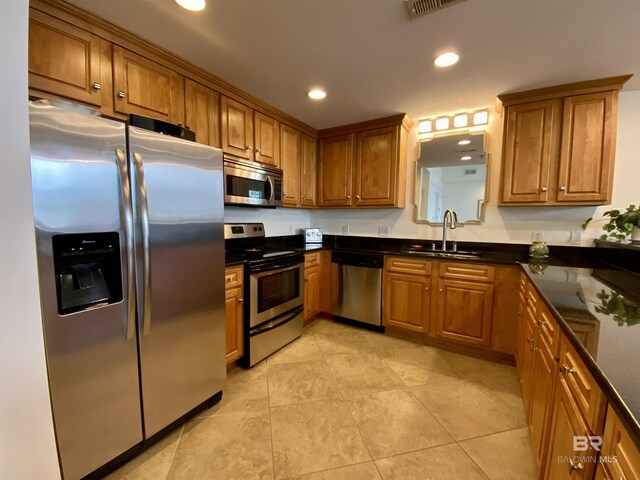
{"left": 461, "top": 156, "right": 472, "bottom": 161}
{"left": 175, "top": 0, "right": 206, "bottom": 11}
{"left": 434, "top": 52, "right": 460, "bottom": 68}
{"left": 417, "top": 108, "right": 490, "bottom": 141}
{"left": 458, "top": 139, "right": 471, "bottom": 145}
{"left": 308, "top": 89, "right": 327, "bottom": 100}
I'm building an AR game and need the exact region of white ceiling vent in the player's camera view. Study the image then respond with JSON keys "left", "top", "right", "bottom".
{"left": 405, "top": 0, "right": 467, "bottom": 19}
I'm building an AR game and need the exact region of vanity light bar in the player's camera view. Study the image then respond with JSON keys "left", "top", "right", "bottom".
{"left": 417, "top": 109, "right": 489, "bottom": 140}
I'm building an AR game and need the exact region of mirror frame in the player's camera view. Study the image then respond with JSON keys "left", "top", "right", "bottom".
{"left": 413, "top": 130, "right": 490, "bottom": 226}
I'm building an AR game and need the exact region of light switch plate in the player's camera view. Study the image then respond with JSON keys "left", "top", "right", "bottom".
{"left": 570, "top": 230, "right": 582, "bottom": 243}
{"left": 378, "top": 226, "right": 390, "bottom": 237}
{"left": 532, "top": 230, "right": 544, "bottom": 242}
{"left": 342, "top": 225, "right": 349, "bottom": 235}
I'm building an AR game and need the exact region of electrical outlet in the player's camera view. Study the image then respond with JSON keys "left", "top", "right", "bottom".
{"left": 289, "top": 224, "right": 293, "bottom": 234}
{"left": 378, "top": 226, "right": 390, "bottom": 237}
{"left": 342, "top": 225, "right": 349, "bottom": 235}
{"left": 570, "top": 230, "right": 582, "bottom": 243}
{"left": 532, "top": 230, "right": 544, "bottom": 242}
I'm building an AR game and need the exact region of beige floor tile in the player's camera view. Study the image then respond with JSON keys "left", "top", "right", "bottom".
{"left": 168, "top": 409, "right": 273, "bottom": 480}
{"left": 466, "top": 370, "right": 528, "bottom": 424}
{"left": 441, "top": 350, "right": 516, "bottom": 380}
{"left": 325, "top": 354, "right": 404, "bottom": 396}
{"left": 268, "top": 360, "right": 341, "bottom": 407}
{"left": 362, "top": 331, "right": 423, "bottom": 356}
{"left": 460, "top": 427, "right": 538, "bottom": 480}
{"left": 104, "top": 427, "right": 181, "bottom": 480}
{"left": 411, "top": 379, "right": 525, "bottom": 440}
{"left": 271, "top": 398, "right": 370, "bottom": 479}
{"left": 267, "top": 334, "right": 323, "bottom": 367}
{"left": 201, "top": 363, "right": 269, "bottom": 416}
{"left": 305, "top": 318, "right": 357, "bottom": 335}
{"left": 375, "top": 443, "right": 488, "bottom": 480}
{"left": 314, "top": 330, "right": 377, "bottom": 358}
{"left": 287, "top": 461, "right": 381, "bottom": 479}
{"left": 382, "top": 346, "right": 462, "bottom": 386}
{"left": 347, "top": 388, "right": 453, "bottom": 459}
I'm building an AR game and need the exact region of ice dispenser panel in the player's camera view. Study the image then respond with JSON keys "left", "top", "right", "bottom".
{"left": 53, "top": 232, "right": 123, "bottom": 315}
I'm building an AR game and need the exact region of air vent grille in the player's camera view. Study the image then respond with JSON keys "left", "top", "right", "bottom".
{"left": 405, "top": 0, "right": 467, "bottom": 19}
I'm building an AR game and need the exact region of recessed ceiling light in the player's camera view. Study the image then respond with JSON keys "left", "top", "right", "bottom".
{"left": 308, "top": 89, "right": 327, "bottom": 100}
{"left": 461, "top": 156, "right": 472, "bottom": 161}
{"left": 434, "top": 52, "right": 460, "bottom": 68}
{"left": 458, "top": 139, "right": 471, "bottom": 145}
{"left": 175, "top": 0, "right": 205, "bottom": 11}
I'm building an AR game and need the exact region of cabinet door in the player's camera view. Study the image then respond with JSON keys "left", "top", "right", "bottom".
{"left": 184, "top": 79, "right": 220, "bottom": 147}
{"left": 436, "top": 279, "right": 494, "bottom": 347}
{"left": 354, "top": 126, "right": 398, "bottom": 206}
{"left": 600, "top": 405, "right": 640, "bottom": 480}
{"left": 112, "top": 46, "right": 184, "bottom": 124}
{"left": 556, "top": 91, "right": 615, "bottom": 203}
{"left": 500, "top": 100, "right": 560, "bottom": 204}
{"left": 255, "top": 112, "right": 279, "bottom": 166}
{"left": 318, "top": 134, "right": 353, "bottom": 207}
{"left": 225, "top": 286, "right": 244, "bottom": 364}
{"left": 544, "top": 376, "right": 596, "bottom": 480}
{"left": 519, "top": 302, "right": 538, "bottom": 413}
{"left": 280, "top": 125, "right": 301, "bottom": 206}
{"left": 529, "top": 329, "right": 557, "bottom": 465}
{"left": 220, "top": 95, "right": 254, "bottom": 159}
{"left": 300, "top": 134, "right": 317, "bottom": 207}
{"left": 304, "top": 266, "right": 320, "bottom": 322}
{"left": 28, "top": 10, "right": 103, "bottom": 107}
{"left": 383, "top": 272, "right": 430, "bottom": 334}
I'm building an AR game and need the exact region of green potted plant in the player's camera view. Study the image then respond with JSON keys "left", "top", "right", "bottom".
{"left": 582, "top": 204, "right": 640, "bottom": 243}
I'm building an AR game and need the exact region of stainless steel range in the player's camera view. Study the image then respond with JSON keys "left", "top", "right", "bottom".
{"left": 225, "top": 223, "right": 304, "bottom": 367}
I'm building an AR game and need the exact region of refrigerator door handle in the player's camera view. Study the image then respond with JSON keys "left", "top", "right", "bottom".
{"left": 133, "top": 151, "right": 152, "bottom": 336}
{"left": 116, "top": 148, "right": 136, "bottom": 340}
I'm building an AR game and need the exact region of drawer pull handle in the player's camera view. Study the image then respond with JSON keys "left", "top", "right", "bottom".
{"left": 527, "top": 337, "right": 534, "bottom": 344}
{"left": 568, "top": 459, "right": 584, "bottom": 473}
{"left": 531, "top": 346, "right": 539, "bottom": 352}
{"left": 92, "top": 82, "right": 102, "bottom": 90}
{"left": 562, "top": 365, "right": 576, "bottom": 376}
{"left": 541, "top": 187, "right": 547, "bottom": 192}
{"left": 538, "top": 320, "right": 546, "bottom": 327}
{"left": 117, "top": 91, "right": 126, "bottom": 99}
{"left": 238, "top": 298, "right": 244, "bottom": 303}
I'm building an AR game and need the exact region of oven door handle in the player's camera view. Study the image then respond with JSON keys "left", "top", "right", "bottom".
{"left": 249, "top": 307, "right": 303, "bottom": 336}
{"left": 250, "top": 262, "right": 303, "bottom": 276}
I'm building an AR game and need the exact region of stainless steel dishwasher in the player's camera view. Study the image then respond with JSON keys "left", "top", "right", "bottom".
{"left": 331, "top": 251, "right": 384, "bottom": 331}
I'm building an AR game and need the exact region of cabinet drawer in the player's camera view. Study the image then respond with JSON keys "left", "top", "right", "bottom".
{"left": 524, "top": 282, "right": 539, "bottom": 311}
{"left": 385, "top": 256, "right": 432, "bottom": 276}
{"left": 519, "top": 272, "right": 527, "bottom": 292}
{"left": 559, "top": 338, "right": 606, "bottom": 433}
{"left": 439, "top": 262, "right": 495, "bottom": 283}
{"left": 224, "top": 266, "right": 243, "bottom": 289}
{"left": 305, "top": 252, "right": 321, "bottom": 268}
{"left": 601, "top": 405, "right": 640, "bottom": 480}
{"left": 537, "top": 302, "right": 559, "bottom": 357}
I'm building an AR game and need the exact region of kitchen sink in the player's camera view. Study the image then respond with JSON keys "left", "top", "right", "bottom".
{"left": 400, "top": 247, "right": 481, "bottom": 259}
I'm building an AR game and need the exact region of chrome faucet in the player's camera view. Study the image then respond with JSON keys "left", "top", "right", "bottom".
{"left": 442, "top": 209, "right": 458, "bottom": 252}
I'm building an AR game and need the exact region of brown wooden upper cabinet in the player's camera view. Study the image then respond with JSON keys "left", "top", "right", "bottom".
{"left": 280, "top": 125, "right": 317, "bottom": 207}
{"left": 300, "top": 134, "right": 317, "bottom": 207}
{"left": 498, "top": 75, "right": 631, "bottom": 206}
{"left": 28, "top": 10, "right": 106, "bottom": 108}
{"left": 318, "top": 114, "right": 411, "bottom": 208}
{"left": 112, "top": 46, "right": 185, "bottom": 125}
{"left": 184, "top": 79, "right": 220, "bottom": 147}
{"left": 220, "top": 95, "right": 280, "bottom": 166}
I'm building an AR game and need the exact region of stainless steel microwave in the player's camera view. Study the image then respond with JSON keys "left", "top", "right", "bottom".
{"left": 223, "top": 156, "right": 283, "bottom": 207}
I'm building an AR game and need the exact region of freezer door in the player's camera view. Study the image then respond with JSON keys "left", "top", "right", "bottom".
{"left": 29, "top": 101, "right": 143, "bottom": 480}
{"left": 128, "top": 126, "right": 225, "bottom": 437}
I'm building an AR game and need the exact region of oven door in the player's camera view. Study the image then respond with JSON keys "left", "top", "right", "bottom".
{"left": 249, "top": 263, "right": 303, "bottom": 328}
{"left": 224, "top": 164, "right": 276, "bottom": 207}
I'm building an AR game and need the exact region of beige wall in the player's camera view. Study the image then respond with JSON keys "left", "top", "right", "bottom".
{"left": 311, "top": 90, "right": 640, "bottom": 246}
{"left": 0, "top": 2, "right": 61, "bottom": 478}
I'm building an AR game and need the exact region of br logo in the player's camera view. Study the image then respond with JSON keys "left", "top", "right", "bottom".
{"left": 573, "top": 435, "right": 602, "bottom": 452}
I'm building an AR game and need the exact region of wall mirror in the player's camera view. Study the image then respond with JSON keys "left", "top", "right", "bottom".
{"left": 414, "top": 132, "right": 488, "bottom": 225}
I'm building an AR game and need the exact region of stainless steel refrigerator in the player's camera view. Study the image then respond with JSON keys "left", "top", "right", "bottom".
{"left": 29, "top": 100, "right": 226, "bottom": 480}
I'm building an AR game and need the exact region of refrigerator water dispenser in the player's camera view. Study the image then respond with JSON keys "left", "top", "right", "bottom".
{"left": 53, "top": 232, "right": 123, "bottom": 314}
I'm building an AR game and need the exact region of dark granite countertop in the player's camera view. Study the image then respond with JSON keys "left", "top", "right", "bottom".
{"left": 522, "top": 260, "right": 640, "bottom": 449}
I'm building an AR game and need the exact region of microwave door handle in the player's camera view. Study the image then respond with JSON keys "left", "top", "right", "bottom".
{"left": 116, "top": 148, "right": 136, "bottom": 340}
{"left": 133, "top": 152, "right": 152, "bottom": 336}
{"left": 265, "top": 175, "right": 274, "bottom": 203}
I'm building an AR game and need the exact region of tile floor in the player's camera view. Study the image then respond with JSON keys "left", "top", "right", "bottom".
{"left": 106, "top": 318, "right": 538, "bottom": 480}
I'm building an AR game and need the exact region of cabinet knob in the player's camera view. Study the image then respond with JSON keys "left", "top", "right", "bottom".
{"left": 255, "top": 148, "right": 261, "bottom": 154}
{"left": 527, "top": 337, "right": 534, "bottom": 345}
{"left": 238, "top": 298, "right": 244, "bottom": 303}
{"left": 356, "top": 195, "right": 361, "bottom": 200}
{"left": 439, "top": 288, "right": 443, "bottom": 293}
{"left": 568, "top": 459, "right": 584, "bottom": 473}
{"left": 425, "top": 286, "right": 430, "bottom": 291}
{"left": 538, "top": 319, "right": 546, "bottom": 327}
{"left": 559, "top": 186, "right": 566, "bottom": 191}
{"left": 561, "top": 364, "right": 576, "bottom": 376}
{"left": 531, "top": 346, "right": 539, "bottom": 352}
{"left": 92, "top": 82, "right": 102, "bottom": 91}
{"left": 540, "top": 187, "right": 547, "bottom": 192}
{"left": 117, "top": 91, "right": 126, "bottom": 99}
{"left": 302, "top": 195, "right": 307, "bottom": 200}
{"left": 245, "top": 146, "right": 252, "bottom": 152}
{"left": 346, "top": 195, "right": 351, "bottom": 200}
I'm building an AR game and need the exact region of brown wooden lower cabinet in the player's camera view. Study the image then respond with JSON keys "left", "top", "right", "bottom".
{"left": 598, "top": 405, "right": 640, "bottom": 480}
{"left": 304, "top": 252, "right": 321, "bottom": 322}
{"left": 383, "top": 271, "right": 431, "bottom": 334}
{"left": 224, "top": 266, "right": 244, "bottom": 365}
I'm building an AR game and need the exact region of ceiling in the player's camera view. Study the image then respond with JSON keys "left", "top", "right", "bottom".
{"left": 70, "top": 0, "right": 640, "bottom": 129}
{"left": 418, "top": 132, "right": 485, "bottom": 167}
